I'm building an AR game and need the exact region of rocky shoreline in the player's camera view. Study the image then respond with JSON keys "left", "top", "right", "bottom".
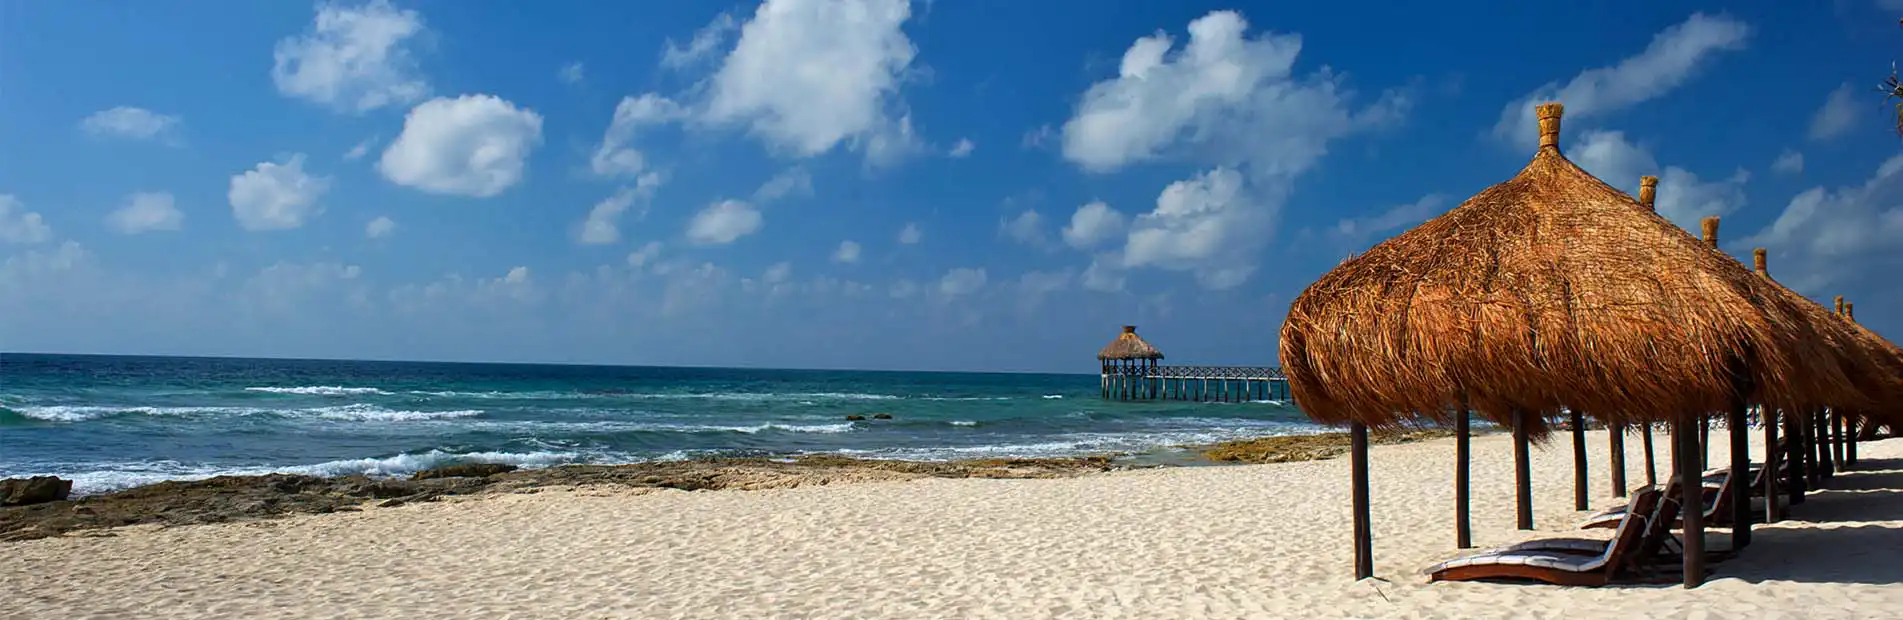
{"left": 1, "top": 428, "right": 1457, "bottom": 543}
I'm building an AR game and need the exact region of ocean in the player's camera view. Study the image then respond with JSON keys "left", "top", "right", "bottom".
{"left": 0, "top": 354, "right": 1319, "bottom": 495}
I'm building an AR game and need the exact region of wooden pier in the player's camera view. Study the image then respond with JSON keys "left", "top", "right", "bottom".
{"left": 1097, "top": 325, "right": 1290, "bottom": 403}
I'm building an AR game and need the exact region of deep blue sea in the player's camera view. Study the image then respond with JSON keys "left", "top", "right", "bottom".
{"left": 0, "top": 354, "right": 1318, "bottom": 495}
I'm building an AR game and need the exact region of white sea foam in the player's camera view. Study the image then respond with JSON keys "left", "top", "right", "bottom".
{"left": 949, "top": 420, "right": 979, "bottom": 427}
{"left": 307, "top": 404, "right": 483, "bottom": 422}
{"left": 10, "top": 450, "right": 597, "bottom": 496}
{"left": 245, "top": 386, "right": 393, "bottom": 396}
{"left": 10, "top": 405, "right": 272, "bottom": 422}
{"left": 1041, "top": 394, "right": 1066, "bottom": 399}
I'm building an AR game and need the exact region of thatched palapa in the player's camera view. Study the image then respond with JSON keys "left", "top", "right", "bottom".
{"left": 1098, "top": 325, "right": 1164, "bottom": 361}
{"left": 1748, "top": 248, "right": 1903, "bottom": 413}
{"left": 1279, "top": 102, "right": 1864, "bottom": 433}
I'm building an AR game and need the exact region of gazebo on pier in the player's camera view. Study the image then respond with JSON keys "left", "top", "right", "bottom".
{"left": 1097, "top": 325, "right": 1291, "bottom": 402}
{"left": 1099, "top": 325, "right": 1164, "bottom": 400}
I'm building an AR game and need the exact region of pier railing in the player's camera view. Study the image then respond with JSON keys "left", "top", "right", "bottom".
{"left": 1100, "top": 364, "right": 1289, "bottom": 402}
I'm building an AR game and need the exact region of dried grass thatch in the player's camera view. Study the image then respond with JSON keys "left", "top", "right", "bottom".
{"left": 1831, "top": 298, "right": 1903, "bottom": 423}
{"left": 1279, "top": 102, "right": 1865, "bottom": 433}
{"left": 1098, "top": 325, "right": 1165, "bottom": 361}
{"left": 1748, "top": 248, "right": 1903, "bottom": 412}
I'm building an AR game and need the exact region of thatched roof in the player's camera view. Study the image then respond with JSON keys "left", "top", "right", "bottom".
{"left": 1279, "top": 101, "right": 1864, "bottom": 433}
{"left": 1747, "top": 247, "right": 1903, "bottom": 411}
{"left": 1830, "top": 297, "right": 1903, "bottom": 422}
{"left": 1098, "top": 325, "right": 1164, "bottom": 361}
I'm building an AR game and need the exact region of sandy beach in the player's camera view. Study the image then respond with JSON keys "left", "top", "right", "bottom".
{"left": 6, "top": 429, "right": 1901, "bottom": 619}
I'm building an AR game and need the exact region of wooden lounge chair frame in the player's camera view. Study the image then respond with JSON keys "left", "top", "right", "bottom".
{"left": 1427, "top": 489, "right": 1660, "bottom": 586}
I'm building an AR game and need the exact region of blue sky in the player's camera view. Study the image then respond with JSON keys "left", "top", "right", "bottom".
{"left": 3, "top": 0, "right": 1902, "bottom": 373}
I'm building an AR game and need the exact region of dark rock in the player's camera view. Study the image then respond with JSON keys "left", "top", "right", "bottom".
{"left": 871, "top": 413, "right": 893, "bottom": 420}
{"left": 844, "top": 415, "right": 867, "bottom": 421}
{"left": 0, "top": 477, "right": 72, "bottom": 506}
{"left": 411, "top": 463, "right": 518, "bottom": 481}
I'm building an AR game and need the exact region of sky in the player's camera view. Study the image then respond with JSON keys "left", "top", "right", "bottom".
{"left": 3, "top": 0, "right": 1903, "bottom": 373}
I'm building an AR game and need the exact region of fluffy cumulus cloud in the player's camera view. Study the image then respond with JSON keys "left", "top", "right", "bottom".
{"left": 106, "top": 192, "right": 185, "bottom": 234}
{"left": 1739, "top": 154, "right": 1903, "bottom": 293}
{"left": 592, "top": 94, "right": 684, "bottom": 178}
{"left": 1569, "top": 129, "right": 1749, "bottom": 232}
{"left": 937, "top": 267, "right": 987, "bottom": 296}
{"left": 0, "top": 195, "right": 53, "bottom": 244}
{"left": 1492, "top": 13, "right": 1750, "bottom": 147}
{"left": 1060, "top": 10, "right": 1406, "bottom": 289}
{"left": 229, "top": 154, "right": 330, "bottom": 231}
{"left": 948, "top": 138, "right": 975, "bottom": 158}
{"left": 1772, "top": 149, "right": 1804, "bottom": 175}
{"left": 626, "top": 241, "right": 664, "bottom": 267}
{"left": 697, "top": 0, "right": 921, "bottom": 164}
{"left": 365, "top": 215, "right": 397, "bottom": 239}
{"left": 685, "top": 199, "right": 763, "bottom": 245}
{"left": 753, "top": 167, "right": 813, "bottom": 202}
{"left": 1808, "top": 83, "right": 1861, "bottom": 142}
{"left": 1062, "top": 201, "right": 1125, "bottom": 250}
{"left": 897, "top": 222, "right": 921, "bottom": 244}
{"left": 832, "top": 240, "right": 861, "bottom": 263}
{"left": 271, "top": 0, "right": 430, "bottom": 114}
{"left": 558, "top": 61, "right": 585, "bottom": 85}
{"left": 662, "top": 12, "right": 738, "bottom": 70}
{"left": 999, "top": 210, "right": 1047, "bottom": 247}
{"left": 577, "top": 173, "right": 663, "bottom": 245}
{"left": 79, "top": 107, "right": 180, "bottom": 141}
{"left": 379, "top": 95, "right": 544, "bottom": 197}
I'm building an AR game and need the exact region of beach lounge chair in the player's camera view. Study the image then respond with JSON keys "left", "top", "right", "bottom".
{"left": 1496, "top": 489, "right": 1674, "bottom": 557}
{"left": 1580, "top": 468, "right": 1732, "bottom": 530}
{"left": 1428, "top": 489, "right": 1659, "bottom": 586}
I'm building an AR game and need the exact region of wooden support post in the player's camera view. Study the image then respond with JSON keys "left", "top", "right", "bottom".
{"left": 1513, "top": 410, "right": 1534, "bottom": 530}
{"left": 1350, "top": 421, "right": 1373, "bottom": 580}
{"left": 1833, "top": 414, "right": 1848, "bottom": 469}
{"left": 1609, "top": 421, "right": 1628, "bottom": 497}
{"left": 1572, "top": 409, "right": 1589, "bottom": 511}
{"left": 1455, "top": 407, "right": 1472, "bottom": 549}
{"left": 1848, "top": 417, "right": 1859, "bottom": 466}
{"left": 1764, "top": 407, "right": 1781, "bottom": 522}
{"left": 1642, "top": 422, "right": 1658, "bottom": 488}
{"left": 1728, "top": 402, "right": 1751, "bottom": 549}
{"left": 1675, "top": 413, "right": 1706, "bottom": 588}
{"left": 1818, "top": 411, "right": 1834, "bottom": 482}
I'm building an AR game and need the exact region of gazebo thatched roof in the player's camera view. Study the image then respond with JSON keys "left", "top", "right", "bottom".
{"left": 1279, "top": 101, "right": 1865, "bottom": 432}
{"left": 1830, "top": 297, "right": 1903, "bottom": 423}
{"left": 1748, "top": 247, "right": 1903, "bottom": 411}
{"left": 1098, "top": 325, "right": 1164, "bottom": 361}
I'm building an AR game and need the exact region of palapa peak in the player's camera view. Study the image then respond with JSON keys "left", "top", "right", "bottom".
{"left": 1098, "top": 325, "right": 1164, "bottom": 361}
{"left": 1278, "top": 101, "right": 1864, "bottom": 434}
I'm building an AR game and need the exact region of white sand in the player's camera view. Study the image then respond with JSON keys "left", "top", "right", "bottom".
{"left": 6, "top": 430, "right": 1902, "bottom": 619}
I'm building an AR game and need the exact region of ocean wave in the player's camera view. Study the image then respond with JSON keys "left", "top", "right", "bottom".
{"left": 1041, "top": 395, "right": 1066, "bottom": 400}
{"left": 6, "top": 405, "right": 273, "bottom": 422}
{"left": 308, "top": 404, "right": 484, "bottom": 422}
{"left": 949, "top": 420, "right": 979, "bottom": 427}
{"left": 7, "top": 450, "right": 593, "bottom": 496}
{"left": 245, "top": 386, "right": 393, "bottom": 396}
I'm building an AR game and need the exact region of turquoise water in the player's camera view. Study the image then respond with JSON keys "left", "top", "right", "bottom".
{"left": 0, "top": 354, "right": 1319, "bottom": 494}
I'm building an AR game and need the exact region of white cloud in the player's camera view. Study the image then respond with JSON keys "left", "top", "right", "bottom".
{"left": 1772, "top": 149, "right": 1804, "bottom": 175}
{"left": 106, "top": 192, "right": 185, "bottom": 234}
{"left": 832, "top": 240, "right": 862, "bottom": 263}
{"left": 1122, "top": 167, "right": 1259, "bottom": 289}
{"left": 1739, "top": 153, "right": 1903, "bottom": 292}
{"left": 1060, "top": 10, "right": 1406, "bottom": 289}
{"left": 1330, "top": 194, "right": 1447, "bottom": 244}
{"left": 379, "top": 94, "right": 544, "bottom": 197}
{"left": 1080, "top": 255, "right": 1125, "bottom": 292}
{"left": 577, "top": 175, "right": 663, "bottom": 245}
{"left": 79, "top": 107, "right": 180, "bottom": 141}
{"left": 948, "top": 138, "right": 975, "bottom": 158}
{"left": 662, "top": 12, "right": 738, "bottom": 70}
{"left": 558, "top": 61, "right": 585, "bottom": 84}
{"left": 343, "top": 137, "right": 376, "bottom": 161}
{"left": 592, "top": 94, "right": 685, "bottom": 178}
{"left": 626, "top": 241, "right": 664, "bottom": 267}
{"left": 366, "top": 215, "right": 397, "bottom": 239}
{"left": 888, "top": 278, "right": 920, "bottom": 299}
{"left": 753, "top": 167, "right": 814, "bottom": 202}
{"left": 1491, "top": 13, "right": 1750, "bottom": 147}
{"left": 686, "top": 199, "right": 763, "bottom": 245}
{"left": 235, "top": 261, "right": 366, "bottom": 316}
{"left": 762, "top": 261, "right": 793, "bottom": 284}
{"left": 1570, "top": 129, "right": 1749, "bottom": 232}
{"left": 1062, "top": 201, "right": 1125, "bottom": 250}
{"left": 999, "top": 210, "right": 1047, "bottom": 246}
{"left": 897, "top": 222, "right": 922, "bottom": 244}
{"left": 0, "top": 195, "right": 52, "bottom": 244}
{"left": 271, "top": 0, "right": 430, "bottom": 114}
{"left": 937, "top": 267, "right": 987, "bottom": 296}
{"left": 698, "top": 0, "right": 921, "bottom": 164}
{"left": 229, "top": 154, "right": 330, "bottom": 231}
{"left": 1809, "top": 83, "right": 1861, "bottom": 141}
